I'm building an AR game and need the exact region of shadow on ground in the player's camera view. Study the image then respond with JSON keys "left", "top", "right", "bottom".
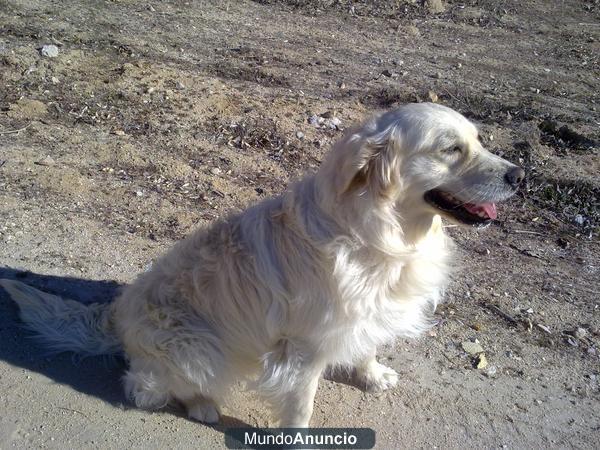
{"left": 0, "top": 266, "right": 255, "bottom": 428}
{"left": 0, "top": 267, "right": 127, "bottom": 405}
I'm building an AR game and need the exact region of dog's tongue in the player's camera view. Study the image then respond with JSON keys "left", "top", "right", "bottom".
{"left": 464, "top": 202, "right": 498, "bottom": 220}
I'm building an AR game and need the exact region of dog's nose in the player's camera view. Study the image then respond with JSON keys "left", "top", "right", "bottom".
{"left": 505, "top": 166, "right": 525, "bottom": 188}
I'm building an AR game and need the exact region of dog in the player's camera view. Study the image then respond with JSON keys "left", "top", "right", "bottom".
{"left": 0, "top": 103, "right": 524, "bottom": 427}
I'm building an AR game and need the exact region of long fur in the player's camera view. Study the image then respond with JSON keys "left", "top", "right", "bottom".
{"left": 0, "top": 103, "right": 521, "bottom": 427}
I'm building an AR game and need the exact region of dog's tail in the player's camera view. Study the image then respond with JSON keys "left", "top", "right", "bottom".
{"left": 0, "top": 279, "right": 121, "bottom": 356}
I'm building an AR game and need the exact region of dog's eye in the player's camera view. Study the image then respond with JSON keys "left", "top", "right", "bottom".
{"left": 444, "top": 146, "right": 463, "bottom": 154}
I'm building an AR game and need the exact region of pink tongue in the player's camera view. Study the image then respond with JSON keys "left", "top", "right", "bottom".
{"left": 464, "top": 202, "right": 497, "bottom": 220}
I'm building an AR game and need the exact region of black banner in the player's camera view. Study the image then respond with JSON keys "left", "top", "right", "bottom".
{"left": 224, "top": 428, "right": 376, "bottom": 449}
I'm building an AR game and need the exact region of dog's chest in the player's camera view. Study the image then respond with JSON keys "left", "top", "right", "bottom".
{"left": 322, "top": 245, "right": 449, "bottom": 363}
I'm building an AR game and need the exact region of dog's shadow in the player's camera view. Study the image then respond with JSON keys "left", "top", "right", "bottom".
{"left": 0, "top": 267, "right": 255, "bottom": 429}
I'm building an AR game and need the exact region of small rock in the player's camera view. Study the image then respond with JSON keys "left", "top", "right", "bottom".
{"left": 476, "top": 353, "right": 488, "bottom": 369}
{"left": 135, "top": 190, "right": 143, "bottom": 197}
{"left": 566, "top": 337, "right": 578, "bottom": 347}
{"left": 112, "top": 129, "right": 125, "bottom": 136}
{"left": 573, "top": 214, "right": 585, "bottom": 226}
{"left": 484, "top": 365, "right": 497, "bottom": 378}
{"left": 175, "top": 81, "right": 185, "bottom": 90}
{"left": 338, "top": 81, "right": 346, "bottom": 89}
{"left": 425, "top": 0, "right": 445, "bottom": 14}
{"left": 308, "top": 115, "right": 322, "bottom": 127}
{"left": 210, "top": 167, "right": 222, "bottom": 175}
{"left": 296, "top": 131, "right": 305, "bottom": 139}
{"left": 320, "top": 111, "right": 333, "bottom": 119}
{"left": 537, "top": 324, "right": 551, "bottom": 334}
{"left": 427, "top": 90, "right": 438, "bottom": 103}
{"left": 574, "top": 327, "right": 588, "bottom": 339}
{"left": 381, "top": 69, "right": 394, "bottom": 78}
{"left": 434, "top": 71, "right": 442, "bottom": 79}
{"left": 40, "top": 44, "right": 59, "bottom": 58}
{"left": 405, "top": 25, "right": 420, "bottom": 36}
{"left": 471, "top": 322, "right": 484, "bottom": 332}
{"left": 36, "top": 155, "right": 56, "bottom": 166}
{"left": 329, "top": 117, "right": 342, "bottom": 129}
{"left": 51, "top": 76, "right": 59, "bottom": 84}
{"left": 462, "top": 341, "right": 484, "bottom": 355}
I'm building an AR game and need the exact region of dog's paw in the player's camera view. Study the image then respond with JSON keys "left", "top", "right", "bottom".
{"left": 187, "top": 401, "right": 220, "bottom": 424}
{"left": 357, "top": 361, "right": 399, "bottom": 393}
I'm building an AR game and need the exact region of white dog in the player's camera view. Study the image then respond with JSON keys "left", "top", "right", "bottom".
{"left": 1, "top": 103, "right": 524, "bottom": 427}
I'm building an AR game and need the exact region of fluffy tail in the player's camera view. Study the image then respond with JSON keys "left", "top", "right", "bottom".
{"left": 0, "top": 279, "right": 121, "bottom": 356}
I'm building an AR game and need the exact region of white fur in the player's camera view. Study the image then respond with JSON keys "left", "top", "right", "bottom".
{"left": 0, "top": 103, "right": 521, "bottom": 427}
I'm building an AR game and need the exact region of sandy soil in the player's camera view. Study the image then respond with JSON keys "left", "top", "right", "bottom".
{"left": 1, "top": 0, "right": 599, "bottom": 448}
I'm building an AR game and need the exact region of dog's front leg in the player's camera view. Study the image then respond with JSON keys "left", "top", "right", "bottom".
{"left": 259, "top": 340, "right": 324, "bottom": 427}
{"left": 278, "top": 371, "right": 321, "bottom": 427}
{"left": 354, "top": 347, "right": 399, "bottom": 393}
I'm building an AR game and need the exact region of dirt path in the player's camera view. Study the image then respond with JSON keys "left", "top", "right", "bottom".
{"left": 1, "top": 0, "right": 598, "bottom": 448}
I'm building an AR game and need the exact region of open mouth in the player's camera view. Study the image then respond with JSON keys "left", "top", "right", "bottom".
{"left": 424, "top": 189, "right": 498, "bottom": 227}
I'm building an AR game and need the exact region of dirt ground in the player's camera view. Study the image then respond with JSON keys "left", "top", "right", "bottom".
{"left": 0, "top": 0, "right": 599, "bottom": 448}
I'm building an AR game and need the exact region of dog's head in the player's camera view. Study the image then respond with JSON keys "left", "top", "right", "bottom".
{"left": 322, "top": 103, "right": 524, "bottom": 229}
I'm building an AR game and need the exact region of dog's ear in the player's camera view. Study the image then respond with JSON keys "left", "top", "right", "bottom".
{"left": 329, "top": 121, "right": 403, "bottom": 200}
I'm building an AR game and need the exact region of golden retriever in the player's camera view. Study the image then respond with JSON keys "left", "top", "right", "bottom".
{"left": 0, "top": 103, "right": 524, "bottom": 427}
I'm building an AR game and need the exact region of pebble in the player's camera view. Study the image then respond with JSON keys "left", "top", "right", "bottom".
{"left": 37, "top": 155, "right": 56, "bottom": 166}
{"left": 537, "top": 324, "right": 551, "bottom": 334}
{"left": 329, "top": 117, "right": 342, "bottom": 129}
{"left": 425, "top": 0, "right": 446, "bottom": 14}
{"left": 462, "top": 341, "right": 484, "bottom": 355}
{"left": 51, "top": 76, "right": 59, "bottom": 84}
{"left": 135, "top": 190, "right": 143, "bottom": 197}
{"left": 476, "top": 353, "right": 488, "bottom": 369}
{"left": 175, "top": 81, "right": 185, "bottom": 90}
{"left": 427, "top": 90, "right": 438, "bottom": 103}
{"left": 405, "top": 25, "right": 420, "bottom": 36}
{"left": 210, "top": 167, "right": 222, "bottom": 175}
{"left": 573, "top": 214, "right": 585, "bottom": 226}
{"left": 574, "top": 327, "right": 587, "bottom": 339}
{"left": 434, "top": 71, "right": 442, "bottom": 79}
{"left": 484, "top": 365, "right": 497, "bottom": 378}
{"left": 308, "top": 115, "right": 322, "bottom": 127}
{"left": 309, "top": 114, "right": 341, "bottom": 130}
{"left": 40, "top": 44, "right": 59, "bottom": 58}
{"left": 296, "top": 131, "right": 305, "bottom": 139}
{"left": 471, "top": 322, "right": 484, "bottom": 331}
